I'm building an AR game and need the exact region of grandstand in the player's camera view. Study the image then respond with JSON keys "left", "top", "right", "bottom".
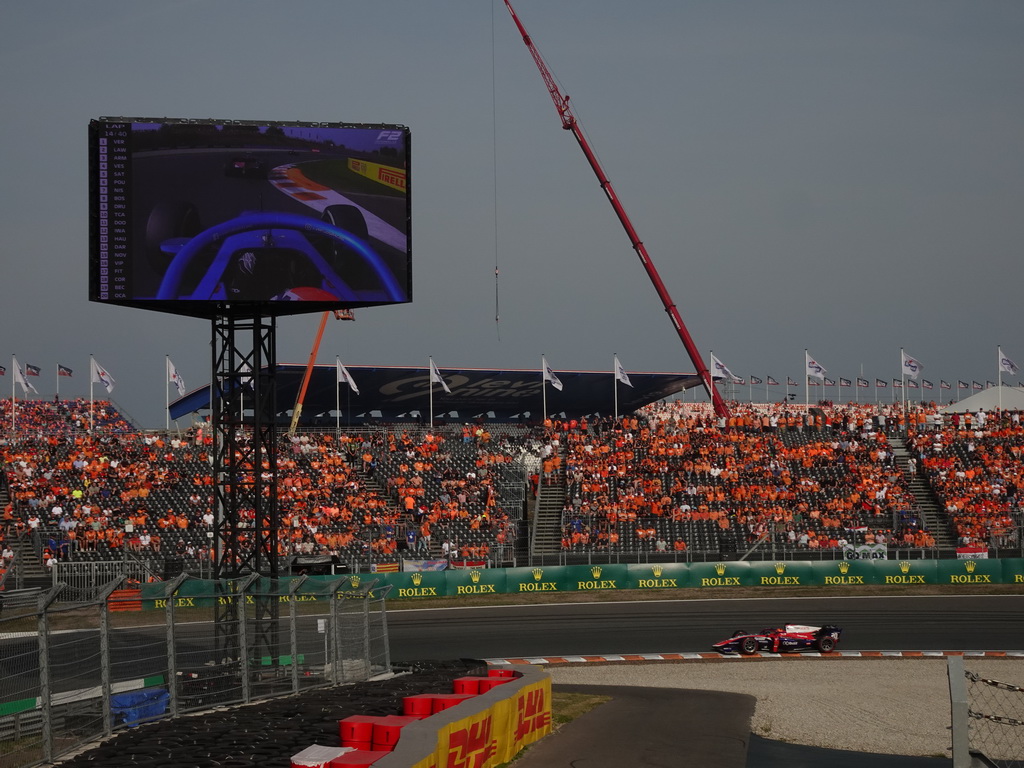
{"left": 3, "top": 396, "right": 1023, "bottom": 592}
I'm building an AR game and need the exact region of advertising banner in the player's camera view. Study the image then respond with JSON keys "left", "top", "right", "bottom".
{"left": 563, "top": 564, "right": 629, "bottom": 593}
{"left": 816, "top": 559, "right": 877, "bottom": 587}
{"left": 937, "top": 557, "right": 1002, "bottom": 586}
{"left": 505, "top": 566, "right": 570, "bottom": 595}
{"left": 870, "top": 559, "right": 938, "bottom": 586}
{"left": 748, "top": 560, "right": 817, "bottom": 587}
{"left": 384, "top": 570, "right": 448, "bottom": 599}
{"left": 624, "top": 562, "right": 691, "bottom": 590}
{"left": 689, "top": 561, "right": 754, "bottom": 588}
{"left": 447, "top": 567, "right": 508, "bottom": 598}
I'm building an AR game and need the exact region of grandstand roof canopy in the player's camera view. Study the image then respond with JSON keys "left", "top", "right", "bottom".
{"left": 939, "top": 385, "right": 1024, "bottom": 414}
{"left": 169, "top": 364, "right": 702, "bottom": 424}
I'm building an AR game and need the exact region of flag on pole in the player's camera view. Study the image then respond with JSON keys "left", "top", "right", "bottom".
{"left": 25, "top": 364, "right": 41, "bottom": 377}
{"left": 766, "top": 376, "right": 779, "bottom": 386}
{"left": 541, "top": 356, "right": 563, "bottom": 392}
{"left": 972, "top": 381, "right": 983, "bottom": 391}
{"left": 710, "top": 353, "right": 740, "bottom": 382}
{"left": 986, "top": 380, "right": 995, "bottom": 389}
{"left": 875, "top": 379, "right": 887, "bottom": 388}
{"left": 90, "top": 358, "right": 115, "bottom": 394}
{"left": 0, "top": 365, "right": 6, "bottom": 376}
{"left": 857, "top": 377, "right": 870, "bottom": 388}
{"left": 823, "top": 377, "right": 836, "bottom": 387}
{"left": 893, "top": 379, "right": 903, "bottom": 389}
{"left": 12, "top": 357, "right": 38, "bottom": 395}
{"left": 940, "top": 380, "right": 951, "bottom": 390}
{"left": 336, "top": 359, "right": 360, "bottom": 395}
{"left": 750, "top": 375, "right": 763, "bottom": 385}
{"left": 901, "top": 351, "right": 923, "bottom": 380}
{"left": 839, "top": 378, "right": 852, "bottom": 387}
{"left": 808, "top": 378, "right": 820, "bottom": 386}
{"left": 999, "top": 348, "right": 1019, "bottom": 376}
{"left": 906, "top": 379, "right": 919, "bottom": 389}
{"left": 958, "top": 380, "right": 969, "bottom": 390}
{"left": 58, "top": 365, "right": 73, "bottom": 377}
{"left": 805, "top": 351, "right": 826, "bottom": 381}
{"left": 613, "top": 356, "right": 633, "bottom": 387}
{"left": 167, "top": 358, "right": 187, "bottom": 397}
{"left": 429, "top": 359, "right": 451, "bottom": 394}
{"left": 787, "top": 377, "right": 798, "bottom": 387}
{"left": 922, "top": 379, "right": 933, "bottom": 390}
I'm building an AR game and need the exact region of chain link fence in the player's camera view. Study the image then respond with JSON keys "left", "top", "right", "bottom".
{"left": 0, "top": 574, "right": 391, "bottom": 768}
{"left": 950, "top": 656, "right": 1024, "bottom": 768}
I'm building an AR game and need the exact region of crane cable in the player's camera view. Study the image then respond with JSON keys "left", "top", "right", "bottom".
{"left": 491, "top": 0, "right": 501, "bottom": 340}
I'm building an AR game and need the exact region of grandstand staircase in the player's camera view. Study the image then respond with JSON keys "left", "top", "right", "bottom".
{"left": 887, "top": 435, "right": 957, "bottom": 549}
{"left": 529, "top": 450, "right": 567, "bottom": 557}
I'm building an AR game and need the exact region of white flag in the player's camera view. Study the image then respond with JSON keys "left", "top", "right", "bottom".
{"left": 542, "top": 356, "right": 563, "bottom": 391}
{"left": 901, "top": 350, "right": 923, "bottom": 380}
{"left": 12, "top": 356, "right": 38, "bottom": 395}
{"left": 429, "top": 359, "right": 451, "bottom": 394}
{"left": 167, "top": 357, "right": 186, "bottom": 397}
{"left": 90, "top": 357, "right": 115, "bottom": 394}
{"left": 711, "top": 353, "right": 740, "bottom": 382}
{"left": 613, "top": 355, "right": 633, "bottom": 387}
{"left": 999, "top": 348, "right": 1019, "bottom": 377}
{"left": 336, "top": 359, "right": 360, "bottom": 395}
{"left": 805, "top": 351, "right": 827, "bottom": 381}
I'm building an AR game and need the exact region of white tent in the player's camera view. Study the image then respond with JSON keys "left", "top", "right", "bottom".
{"left": 939, "top": 385, "right": 1024, "bottom": 414}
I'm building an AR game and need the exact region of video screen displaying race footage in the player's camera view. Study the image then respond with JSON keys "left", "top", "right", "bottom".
{"left": 89, "top": 118, "right": 411, "bottom": 318}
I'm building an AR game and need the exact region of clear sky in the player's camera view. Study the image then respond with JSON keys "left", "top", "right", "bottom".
{"left": 2, "top": 1, "right": 1022, "bottom": 428}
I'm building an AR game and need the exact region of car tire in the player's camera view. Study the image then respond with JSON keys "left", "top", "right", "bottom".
{"left": 816, "top": 636, "right": 836, "bottom": 653}
{"left": 739, "top": 637, "right": 759, "bottom": 655}
{"left": 145, "top": 201, "right": 201, "bottom": 274}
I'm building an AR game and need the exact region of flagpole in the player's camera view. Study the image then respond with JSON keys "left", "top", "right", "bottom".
{"left": 428, "top": 357, "right": 434, "bottom": 428}
{"left": 613, "top": 353, "right": 618, "bottom": 420}
{"left": 335, "top": 356, "right": 341, "bottom": 436}
{"left": 541, "top": 355, "right": 547, "bottom": 422}
{"left": 56, "top": 363, "right": 60, "bottom": 401}
{"left": 89, "top": 355, "right": 95, "bottom": 432}
{"left": 804, "top": 349, "right": 809, "bottom": 408}
{"left": 165, "top": 356, "right": 171, "bottom": 431}
{"left": 10, "top": 356, "right": 15, "bottom": 434}
{"left": 998, "top": 345, "right": 1003, "bottom": 411}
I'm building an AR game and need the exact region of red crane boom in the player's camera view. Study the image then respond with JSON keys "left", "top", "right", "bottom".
{"left": 503, "top": 0, "right": 730, "bottom": 418}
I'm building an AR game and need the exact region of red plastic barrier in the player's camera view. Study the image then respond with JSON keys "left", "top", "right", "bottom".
{"left": 402, "top": 694, "right": 436, "bottom": 717}
{"left": 339, "top": 715, "right": 379, "bottom": 745}
{"left": 428, "top": 693, "right": 477, "bottom": 713}
{"left": 372, "top": 715, "right": 422, "bottom": 748}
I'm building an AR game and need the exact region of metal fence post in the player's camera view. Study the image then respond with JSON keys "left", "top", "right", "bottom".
{"left": 288, "top": 576, "right": 306, "bottom": 694}
{"left": 96, "top": 576, "right": 126, "bottom": 739}
{"left": 237, "top": 573, "right": 259, "bottom": 704}
{"left": 37, "top": 584, "right": 65, "bottom": 764}
{"left": 947, "top": 655, "right": 970, "bottom": 768}
{"left": 164, "top": 573, "right": 189, "bottom": 718}
{"left": 330, "top": 585, "right": 342, "bottom": 685}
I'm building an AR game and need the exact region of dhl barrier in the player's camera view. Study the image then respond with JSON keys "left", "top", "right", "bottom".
{"left": 136, "top": 558, "right": 1024, "bottom": 609}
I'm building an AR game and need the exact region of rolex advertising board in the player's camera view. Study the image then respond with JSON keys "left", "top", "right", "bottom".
{"left": 748, "top": 560, "right": 817, "bottom": 587}
{"left": 689, "top": 561, "right": 754, "bottom": 588}
{"left": 625, "top": 562, "right": 691, "bottom": 590}
{"left": 506, "top": 566, "right": 570, "bottom": 595}
{"left": 819, "top": 559, "right": 876, "bottom": 587}
{"left": 937, "top": 558, "right": 1002, "bottom": 586}
{"left": 871, "top": 559, "right": 938, "bottom": 586}
{"left": 386, "top": 570, "right": 448, "bottom": 599}
{"left": 564, "top": 564, "right": 629, "bottom": 592}
{"left": 447, "top": 567, "right": 507, "bottom": 597}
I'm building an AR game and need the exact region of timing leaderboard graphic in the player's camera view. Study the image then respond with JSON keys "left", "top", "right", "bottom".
{"left": 88, "top": 118, "right": 411, "bottom": 319}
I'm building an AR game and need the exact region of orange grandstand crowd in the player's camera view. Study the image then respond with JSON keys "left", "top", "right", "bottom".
{"left": 2, "top": 395, "right": 1024, "bottom": 584}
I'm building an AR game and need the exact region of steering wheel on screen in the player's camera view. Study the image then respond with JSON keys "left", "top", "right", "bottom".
{"left": 155, "top": 211, "right": 405, "bottom": 302}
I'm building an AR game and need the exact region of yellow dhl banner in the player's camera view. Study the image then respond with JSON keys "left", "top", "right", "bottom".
{"left": 410, "top": 677, "right": 552, "bottom": 768}
{"left": 347, "top": 158, "right": 406, "bottom": 192}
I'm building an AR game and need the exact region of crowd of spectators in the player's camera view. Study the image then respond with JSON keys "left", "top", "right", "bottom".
{"left": 3, "top": 395, "right": 1024, "bottom": 578}
{"left": 911, "top": 407, "right": 1023, "bottom": 549}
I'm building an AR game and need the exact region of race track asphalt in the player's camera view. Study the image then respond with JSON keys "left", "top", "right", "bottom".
{"left": 512, "top": 684, "right": 953, "bottom": 768}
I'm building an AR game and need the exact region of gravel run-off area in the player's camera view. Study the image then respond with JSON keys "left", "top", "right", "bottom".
{"left": 544, "top": 657, "right": 1024, "bottom": 757}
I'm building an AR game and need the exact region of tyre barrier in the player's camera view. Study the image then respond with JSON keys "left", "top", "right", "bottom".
{"left": 292, "top": 666, "right": 551, "bottom": 767}
{"left": 49, "top": 660, "right": 489, "bottom": 768}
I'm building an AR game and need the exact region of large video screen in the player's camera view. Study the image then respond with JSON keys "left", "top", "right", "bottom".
{"left": 89, "top": 118, "right": 411, "bottom": 318}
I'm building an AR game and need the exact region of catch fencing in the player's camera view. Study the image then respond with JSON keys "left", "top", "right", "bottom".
{"left": 0, "top": 574, "right": 391, "bottom": 768}
{"left": 950, "top": 656, "right": 1024, "bottom": 768}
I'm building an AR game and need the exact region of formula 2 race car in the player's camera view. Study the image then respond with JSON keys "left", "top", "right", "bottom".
{"left": 712, "top": 624, "right": 842, "bottom": 655}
